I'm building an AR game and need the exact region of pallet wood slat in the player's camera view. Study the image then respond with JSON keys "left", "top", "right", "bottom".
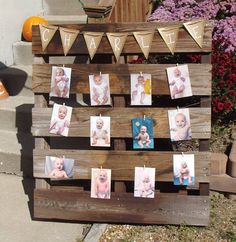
{"left": 34, "top": 189, "right": 210, "bottom": 226}
{"left": 32, "top": 23, "right": 212, "bottom": 55}
{"left": 33, "top": 150, "right": 210, "bottom": 182}
{"left": 32, "top": 64, "right": 212, "bottom": 95}
{"left": 32, "top": 107, "right": 211, "bottom": 138}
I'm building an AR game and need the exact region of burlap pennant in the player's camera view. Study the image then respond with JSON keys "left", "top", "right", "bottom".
{"left": 158, "top": 26, "right": 180, "bottom": 55}
{"left": 183, "top": 19, "right": 205, "bottom": 48}
{"left": 83, "top": 32, "right": 104, "bottom": 60}
{"left": 39, "top": 24, "right": 58, "bottom": 51}
{"left": 133, "top": 31, "right": 154, "bottom": 59}
{"left": 59, "top": 27, "right": 80, "bottom": 56}
{"left": 0, "top": 81, "right": 9, "bottom": 100}
{"left": 106, "top": 33, "right": 128, "bottom": 62}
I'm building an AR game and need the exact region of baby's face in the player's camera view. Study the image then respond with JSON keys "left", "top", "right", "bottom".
{"left": 138, "top": 76, "right": 144, "bottom": 85}
{"left": 94, "top": 75, "right": 103, "bottom": 85}
{"left": 143, "top": 176, "right": 150, "bottom": 183}
{"left": 58, "top": 106, "right": 67, "bottom": 120}
{"left": 140, "top": 126, "right": 147, "bottom": 134}
{"left": 175, "top": 114, "right": 186, "bottom": 128}
{"left": 55, "top": 158, "right": 64, "bottom": 170}
{"left": 96, "top": 119, "right": 104, "bottom": 129}
{"left": 56, "top": 68, "right": 64, "bottom": 76}
{"left": 182, "top": 162, "right": 187, "bottom": 168}
{"left": 173, "top": 68, "right": 181, "bottom": 78}
{"left": 99, "top": 170, "right": 107, "bottom": 183}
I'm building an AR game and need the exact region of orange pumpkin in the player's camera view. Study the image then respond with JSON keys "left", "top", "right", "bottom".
{"left": 22, "top": 16, "right": 48, "bottom": 41}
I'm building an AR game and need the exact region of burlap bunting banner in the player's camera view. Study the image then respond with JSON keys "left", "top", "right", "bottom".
{"left": 106, "top": 33, "right": 128, "bottom": 61}
{"left": 133, "top": 31, "right": 155, "bottom": 59}
{"left": 83, "top": 32, "right": 104, "bottom": 60}
{"left": 59, "top": 27, "right": 80, "bottom": 56}
{"left": 158, "top": 26, "right": 180, "bottom": 55}
{"left": 183, "top": 19, "right": 205, "bottom": 48}
{"left": 39, "top": 24, "right": 58, "bottom": 51}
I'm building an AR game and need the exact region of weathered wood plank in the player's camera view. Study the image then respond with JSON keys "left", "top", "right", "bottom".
{"left": 32, "top": 64, "right": 212, "bottom": 95}
{"left": 210, "top": 175, "right": 236, "bottom": 193}
{"left": 32, "top": 107, "right": 211, "bottom": 138}
{"left": 34, "top": 189, "right": 210, "bottom": 225}
{"left": 32, "top": 23, "right": 212, "bottom": 55}
{"left": 33, "top": 149, "right": 210, "bottom": 182}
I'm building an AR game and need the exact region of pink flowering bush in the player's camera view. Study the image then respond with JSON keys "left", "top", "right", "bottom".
{"left": 149, "top": 0, "right": 236, "bottom": 119}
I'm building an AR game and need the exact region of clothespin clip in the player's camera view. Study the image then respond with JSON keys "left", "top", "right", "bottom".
{"left": 143, "top": 115, "right": 146, "bottom": 120}
{"left": 143, "top": 164, "right": 146, "bottom": 170}
{"left": 63, "top": 64, "right": 65, "bottom": 68}
{"left": 100, "top": 113, "right": 102, "bottom": 118}
{"left": 181, "top": 152, "right": 184, "bottom": 158}
{"left": 176, "top": 63, "right": 179, "bottom": 66}
{"left": 100, "top": 165, "right": 103, "bottom": 171}
{"left": 177, "top": 106, "right": 180, "bottom": 112}
{"left": 63, "top": 103, "right": 65, "bottom": 106}
{"left": 140, "top": 71, "right": 143, "bottom": 77}
{"left": 100, "top": 71, "right": 102, "bottom": 77}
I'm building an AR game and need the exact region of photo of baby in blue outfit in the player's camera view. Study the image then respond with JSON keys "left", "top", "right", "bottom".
{"left": 132, "top": 117, "right": 154, "bottom": 149}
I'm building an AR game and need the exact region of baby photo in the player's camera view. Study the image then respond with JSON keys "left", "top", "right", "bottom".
{"left": 166, "top": 64, "right": 192, "bottom": 99}
{"left": 90, "top": 116, "right": 110, "bottom": 147}
{"left": 168, "top": 108, "right": 192, "bottom": 142}
{"left": 132, "top": 117, "right": 154, "bottom": 149}
{"left": 50, "top": 66, "right": 72, "bottom": 98}
{"left": 131, "top": 73, "right": 152, "bottom": 105}
{"left": 89, "top": 73, "right": 111, "bottom": 106}
{"left": 49, "top": 103, "right": 72, "bottom": 137}
{"left": 45, "top": 156, "right": 74, "bottom": 179}
{"left": 173, "top": 154, "right": 195, "bottom": 185}
{"left": 134, "top": 167, "right": 155, "bottom": 198}
{"left": 91, "top": 168, "right": 111, "bottom": 199}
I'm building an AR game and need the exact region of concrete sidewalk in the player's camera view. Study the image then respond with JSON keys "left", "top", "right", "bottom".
{"left": 0, "top": 174, "right": 87, "bottom": 242}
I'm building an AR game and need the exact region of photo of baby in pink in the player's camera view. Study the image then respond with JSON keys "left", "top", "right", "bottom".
{"left": 134, "top": 167, "right": 155, "bottom": 198}
{"left": 50, "top": 66, "right": 72, "bottom": 98}
{"left": 173, "top": 154, "right": 195, "bottom": 185}
{"left": 49, "top": 103, "right": 72, "bottom": 137}
{"left": 168, "top": 108, "right": 192, "bottom": 142}
{"left": 91, "top": 168, "right": 111, "bottom": 199}
{"left": 131, "top": 73, "right": 152, "bottom": 105}
{"left": 45, "top": 156, "right": 74, "bottom": 179}
{"left": 90, "top": 116, "right": 110, "bottom": 147}
{"left": 166, "top": 64, "right": 192, "bottom": 99}
{"left": 89, "top": 73, "right": 111, "bottom": 106}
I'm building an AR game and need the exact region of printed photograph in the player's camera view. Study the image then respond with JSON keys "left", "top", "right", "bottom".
{"left": 168, "top": 108, "right": 192, "bottom": 142}
{"left": 166, "top": 64, "right": 192, "bottom": 99}
{"left": 45, "top": 156, "right": 74, "bottom": 179}
{"left": 132, "top": 117, "right": 154, "bottom": 149}
{"left": 49, "top": 103, "right": 72, "bottom": 137}
{"left": 173, "top": 154, "right": 195, "bottom": 185}
{"left": 50, "top": 66, "right": 72, "bottom": 98}
{"left": 90, "top": 116, "right": 110, "bottom": 147}
{"left": 131, "top": 73, "right": 152, "bottom": 105}
{"left": 91, "top": 168, "right": 111, "bottom": 199}
{"left": 89, "top": 73, "right": 111, "bottom": 106}
{"left": 134, "top": 166, "right": 156, "bottom": 198}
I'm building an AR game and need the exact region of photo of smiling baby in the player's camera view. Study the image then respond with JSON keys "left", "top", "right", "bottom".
{"left": 168, "top": 108, "right": 192, "bottom": 142}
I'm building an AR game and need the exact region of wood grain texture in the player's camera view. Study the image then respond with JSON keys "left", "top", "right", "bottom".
{"left": 32, "top": 64, "right": 212, "bottom": 95}
{"left": 33, "top": 149, "right": 210, "bottom": 182}
{"left": 32, "top": 22, "right": 212, "bottom": 55}
{"left": 34, "top": 189, "right": 210, "bottom": 225}
{"left": 210, "top": 175, "right": 236, "bottom": 193}
{"left": 32, "top": 107, "right": 211, "bottom": 138}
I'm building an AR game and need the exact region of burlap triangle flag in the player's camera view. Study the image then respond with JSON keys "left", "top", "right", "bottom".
{"left": 158, "top": 26, "right": 180, "bottom": 55}
{"left": 133, "top": 31, "right": 154, "bottom": 59}
{"left": 0, "top": 81, "right": 9, "bottom": 100}
{"left": 83, "top": 32, "right": 104, "bottom": 60}
{"left": 39, "top": 24, "right": 58, "bottom": 51}
{"left": 59, "top": 27, "right": 80, "bottom": 56}
{"left": 183, "top": 19, "right": 205, "bottom": 48}
{"left": 106, "top": 33, "right": 128, "bottom": 62}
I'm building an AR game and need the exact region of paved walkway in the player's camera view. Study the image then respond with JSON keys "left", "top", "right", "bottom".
{"left": 0, "top": 174, "right": 86, "bottom": 242}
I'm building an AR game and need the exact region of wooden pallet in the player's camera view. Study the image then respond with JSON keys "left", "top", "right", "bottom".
{"left": 32, "top": 22, "right": 212, "bottom": 225}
